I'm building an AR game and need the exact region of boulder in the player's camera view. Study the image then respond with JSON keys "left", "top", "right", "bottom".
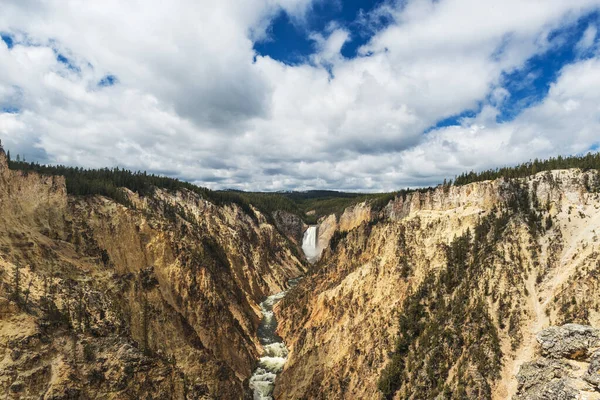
{"left": 516, "top": 325, "right": 600, "bottom": 399}
{"left": 517, "top": 378, "right": 579, "bottom": 400}
{"left": 536, "top": 324, "right": 600, "bottom": 360}
{"left": 516, "top": 357, "right": 572, "bottom": 393}
{"left": 583, "top": 350, "right": 600, "bottom": 389}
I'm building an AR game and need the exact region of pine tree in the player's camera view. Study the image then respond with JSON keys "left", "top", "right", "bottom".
{"left": 12, "top": 264, "right": 21, "bottom": 307}
{"left": 142, "top": 295, "right": 150, "bottom": 355}
{"left": 23, "top": 279, "right": 32, "bottom": 311}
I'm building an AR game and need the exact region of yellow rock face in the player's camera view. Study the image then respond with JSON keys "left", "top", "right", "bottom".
{"left": 0, "top": 151, "right": 305, "bottom": 399}
{"left": 275, "top": 170, "right": 600, "bottom": 400}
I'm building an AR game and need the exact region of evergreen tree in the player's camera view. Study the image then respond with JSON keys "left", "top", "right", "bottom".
{"left": 454, "top": 152, "right": 600, "bottom": 186}
{"left": 142, "top": 295, "right": 150, "bottom": 355}
{"left": 12, "top": 264, "right": 20, "bottom": 307}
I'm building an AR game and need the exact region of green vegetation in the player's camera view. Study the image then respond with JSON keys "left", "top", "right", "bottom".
{"left": 378, "top": 236, "right": 503, "bottom": 399}
{"left": 237, "top": 191, "right": 304, "bottom": 219}
{"left": 5, "top": 154, "right": 402, "bottom": 224}
{"left": 281, "top": 190, "right": 419, "bottom": 224}
{"left": 454, "top": 152, "right": 600, "bottom": 186}
{"left": 8, "top": 158, "right": 259, "bottom": 212}
{"left": 6, "top": 148, "right": 600, "bottom": 227}
{"left": 328, "top": 230, "right": 349, "bottom": 252}
{"left": 378, "top": 177, "right": 554, "bottom": 399}
{"left": 377, "top": 210, "right": 523, "bottom": 399}
{"left": 284, "top": 191, "right": 372, "bottom": 224}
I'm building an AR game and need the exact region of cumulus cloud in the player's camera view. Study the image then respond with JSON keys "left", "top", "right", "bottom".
{"left": 400, "top": 57, "right": 600, "bottom": 183}
{"left": 576, "top": 23, "right": 598, "bottom": 53}
{"left": 0, "top": 0, "right": 600, "bottom": 191}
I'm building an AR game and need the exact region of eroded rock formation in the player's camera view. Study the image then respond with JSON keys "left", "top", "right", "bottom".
{"left": 515, "top": 324, "right": 600, "bottom": 399}
{"left": 0, "top": 150, "right": 304, "bottom": 399}
{"left": 274, "top": 170, "right": 600, "bottom": 399}
{"left": 3, "top": 146, "right": 600, "bottom": 400}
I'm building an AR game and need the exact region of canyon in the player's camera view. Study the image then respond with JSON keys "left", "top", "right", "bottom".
{"left": 0, "top": 149, "right": 305, "bottom": 399}
{"left": 1, "top": 145, "right": 600, "bottom": 399}
{"left": 274, "top": 168, "right": 600, "bottom": 399}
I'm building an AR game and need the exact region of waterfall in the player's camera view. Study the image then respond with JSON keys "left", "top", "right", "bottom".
{"left": 302, "top": 226, "right": 319, "bottom": 262}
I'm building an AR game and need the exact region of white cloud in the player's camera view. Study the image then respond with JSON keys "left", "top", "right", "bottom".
{"left": 309, "top": 27, "right": 350, "bottom": 65}
{"left": 576, "top": 24, "right": 598, "bottom": 52}
{"left": 0, "top": 0, "right": 600, "bottom": 191}
{"left": 399, "top": 57, "right": 600, "bottom": 184}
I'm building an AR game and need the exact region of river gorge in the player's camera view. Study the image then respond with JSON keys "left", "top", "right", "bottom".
{"left": 249, "top": 227, "right": 317, "bottom": 399}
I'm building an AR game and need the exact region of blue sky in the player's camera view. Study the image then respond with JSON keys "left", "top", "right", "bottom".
{"left": 429, "top": 11, "right": 600, "bottom": 129}
{"left": 254, "top": 0, "right": 389, "bottom": 62}
{"left": 253, "top": 2, "right": 600, "bottom": 130}
{"left": 1, "top": 0, "right": 600, "bottom": 191}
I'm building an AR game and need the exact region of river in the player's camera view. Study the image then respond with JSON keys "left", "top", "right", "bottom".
{"left": 249, "top": 277, "right": 302, "bottom": 399}
{"left": 249, "top": 226, "right": 318, "bottom": 399}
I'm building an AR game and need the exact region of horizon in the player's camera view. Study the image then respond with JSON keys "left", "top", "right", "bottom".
{"left": 1, "top": 1, "right": 600, "bottom": 191}
{"left": 2, "top": 143, "right": 599, "bottom": 195}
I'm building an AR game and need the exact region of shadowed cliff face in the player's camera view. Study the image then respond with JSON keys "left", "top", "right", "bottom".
{"left": 272, "top": 210, "right": 306, "bottom": 245}
{"left": 0, "top": 150, "right": 305, "bottom": 399}
{"left": 274, "top": 170, "right": 600, "bottom": 400}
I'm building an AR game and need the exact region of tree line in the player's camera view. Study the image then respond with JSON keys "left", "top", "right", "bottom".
{"left": 6, "top": 148, "right": 600, "bottom": 223}
{"left": 4, "top": 151, "right": 396, "bottom": 223}
{"left": 7, "top": 157, "right": 260, "bottom": 214}
{"left": 454, "top": 152, "right": 600, "bottom": 186}
{"left": 6, "top": 154, "right": 314, "bottom": 223}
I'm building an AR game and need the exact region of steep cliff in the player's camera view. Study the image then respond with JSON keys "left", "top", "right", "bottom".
{"left": 274, "top": 169, "right": 600, "bottom": 399}
{"left": 0, "top": 150, "right": 305, "bottom": 399}
{"left": 4, "top": 145, "right": 600, "bottom": 399}
{"left": 272, "top": 211, "right": 306, "bottom": 245}
{"left": 308, "top": 201, "right": 374, "bottom": 262}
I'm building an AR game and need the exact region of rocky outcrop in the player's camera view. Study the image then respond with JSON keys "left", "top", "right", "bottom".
{"left": 536, "top": 324, "right": 600, "bottom": 360}
{"left": 0, "top": 150, "right": 304, "bottom": 399}
{"left": 316, "top": 214, "right": 337, "bottom": 255}
{"left": 313, "top": 201, "right": 374, "bottom": 260}
{"left": 4, "top": 144, "right": 600, "bottom": 400}
{"left": 515, "top": 325, "right": 600, "bottom": 400}
{"left": 338, "top": 201, "right": 372, "bottom": 232}
{"left": 585, "top": 351, "right": 600, "bottom": 389}
{"left": 272, "top": 210, "right": 306, "bottom": 244}
{"left": 515, "top": 358, "right": 579, "bottom": 400}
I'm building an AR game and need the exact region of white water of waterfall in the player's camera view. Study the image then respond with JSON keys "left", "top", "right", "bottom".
{"left": 301, "top": 226, "right": 319, "bottom": 262}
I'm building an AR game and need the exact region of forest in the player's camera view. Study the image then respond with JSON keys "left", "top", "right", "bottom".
{"left": 4, "top": 150, "right": 395, "bottom": 223}
{"left": 453, "top": 152, "right": 600, "bottom": 185}
{"left": 6, "top": 155, "right": 260, "bottom": 216}
{"left": 5, "top": 149, "right": 600, "bottom": 224}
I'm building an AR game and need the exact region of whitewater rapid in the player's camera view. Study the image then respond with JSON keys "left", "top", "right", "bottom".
{"left": 249, "top": 279, "right": 301, "bottom": 400}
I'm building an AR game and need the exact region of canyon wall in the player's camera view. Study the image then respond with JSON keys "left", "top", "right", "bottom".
{"left": 0, "top": 150, "right": 305, "bottom": 399}
{"left": 3, "top": 145, "right": 600, "bottom": 400}
{"left": 311, "top": 201, "right": 374, "bottom": 262}
{"left": 275, "top": 170, "right": 600, "bottom": 399}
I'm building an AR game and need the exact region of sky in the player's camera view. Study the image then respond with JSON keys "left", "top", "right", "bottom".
{"left": 1, "top": 0, "right": 600, "bottom": 192}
